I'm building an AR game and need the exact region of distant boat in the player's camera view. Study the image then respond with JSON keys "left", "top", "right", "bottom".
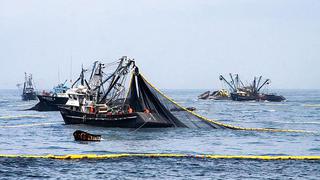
{"left": 31, "top": 60, "right": 104, "bottom": 111}
{"left": 220, "top": 74, "right": 286, "bottom": 102}
{"left": 22, "top": 73, "right": 37, "bottom": 101}
{"left": 30, "top": 81, "right": 69, "bottom": 111}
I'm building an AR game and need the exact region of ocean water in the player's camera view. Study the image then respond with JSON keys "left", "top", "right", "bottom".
{"left": 0, "top": 89, "right": 320, "bottom": 179}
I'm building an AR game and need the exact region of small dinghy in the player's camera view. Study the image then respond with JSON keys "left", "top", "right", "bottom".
{"left": 198, "top": 89, "right": 230, "bottom": 100}
{"left": 73, "top": 130, "right": 101, "bottom": 141}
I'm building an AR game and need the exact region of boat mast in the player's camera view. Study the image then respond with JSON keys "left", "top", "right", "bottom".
{"left": 229, "top": 73, "right": 237, "bottom": 91}
{"left": 219, "top": 75, "right": 236, "bottom": 92}
{"left": 93, "top": 62, "right": 104, "bottom": 102}
{"left": 98, "top": 56, "right": 135, "bottom": 104}
{"left": 235, "top": 74, "right": 240, "bottom": 89}
{"left": 23, "top": 72, "right": 27, "bottom": 93}
{"left": 256, "top": 76, "right": 262, "bottom": 90}
{"left": 89, "top": 61, "right": 98, "bottom": 80}
{"left": 71, "top": 65, "right": 90, "bottom": 89}
{"left": 252, "top": 77, "right": 257, "bottom": 94}
{"left": 80, "top": 65, "right": 84, "bottom": 86}
{"left": 257, "top": 79, "right": 270, "bottom": 92}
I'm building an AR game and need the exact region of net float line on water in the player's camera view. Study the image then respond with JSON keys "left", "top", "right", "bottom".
{"left": 0, "top": 153, "right": 320, "bottom": 161}
{"left": 141, "top": 74, "right": 314, "bottom": 133}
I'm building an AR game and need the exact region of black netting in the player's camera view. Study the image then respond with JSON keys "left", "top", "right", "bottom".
{"left": 126, "top": 73, "right": 228, "bottom": 129}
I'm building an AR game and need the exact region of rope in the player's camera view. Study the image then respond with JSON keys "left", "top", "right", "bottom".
{"left": 130, "top": 121, "right": 149, "bottom": 133}
{"left": 0, "top": 153, "right": 320, "bottom": 160}
{"left": 139, "top": 74, "right": 313, "bottom": 133}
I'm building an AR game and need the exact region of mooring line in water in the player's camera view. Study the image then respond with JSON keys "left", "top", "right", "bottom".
{"left": 0, "top": 153, "right": 320, "bottom": 160}
{"left": 0, "top": 122, "right": 61, "bottom": 128}
{"left": 140, "top": 74, "right": 313, "bottom": 133}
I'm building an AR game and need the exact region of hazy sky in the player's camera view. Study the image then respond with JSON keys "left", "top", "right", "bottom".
{"left": 0, "top": 0, "right": 319, "bottom": 89}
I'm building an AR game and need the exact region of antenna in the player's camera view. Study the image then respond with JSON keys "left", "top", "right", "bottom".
{"left": 70, "top": 56, "right": 73, "bottom": 83}
{"left": 58, "top": 65, "right": 61, "bottom": 83}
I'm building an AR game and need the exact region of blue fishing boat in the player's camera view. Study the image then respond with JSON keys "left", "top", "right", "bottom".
{"left": 30, "top": 81, "right": 69, "bottom": 111}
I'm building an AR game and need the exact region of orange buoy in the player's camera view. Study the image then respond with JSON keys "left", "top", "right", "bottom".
{"left": 128, "top": 107, "right": 133, "bottom": 113}
{"left": 90, "top": 106, "right": 94, "bottom": 113}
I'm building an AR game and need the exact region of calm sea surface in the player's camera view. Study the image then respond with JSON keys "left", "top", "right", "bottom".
{"left": 0, "top": 89, "right": 320, "bottom": 179}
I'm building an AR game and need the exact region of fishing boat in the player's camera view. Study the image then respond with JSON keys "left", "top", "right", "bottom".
{"left": 220, "top": 74, "right": 286, "bottom": 102}
{"left": 59, "top": 57, "right": 225, "bottom": 129}
{"left": 30, "top": 81, "right": 69, "bottom": 111}
{"left": 31, "top": 60, "right": 106, "bottom": 111}
{"left": 21, "top": 73, "right": 37, "bottom": 101}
